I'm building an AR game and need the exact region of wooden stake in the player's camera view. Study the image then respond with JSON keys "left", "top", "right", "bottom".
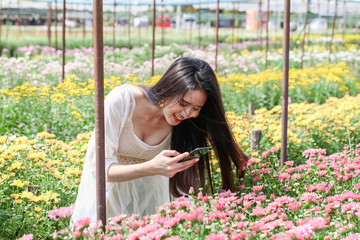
{"left": 250, "top": 129, "right": 262, "bottom": 152}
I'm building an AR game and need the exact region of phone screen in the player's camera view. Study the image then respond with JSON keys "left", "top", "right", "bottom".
{"left": 180, "top": 146, "right": 213, "bottom": 162}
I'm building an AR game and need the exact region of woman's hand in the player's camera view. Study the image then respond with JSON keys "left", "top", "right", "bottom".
{"left": 148, "top": 150, "right": 199, "bottom": 178}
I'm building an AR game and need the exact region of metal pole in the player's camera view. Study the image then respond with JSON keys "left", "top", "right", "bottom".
{"left": 55, "top": 0, "right": 58, "bottom": 51}
{"left": 281, "top": 0, "right": 290, "bottom": 168}
{"left": 47, "top": 2, "right": 52, "bottom": 47}
{"left": 215, "top": 0, "right": 219, "bottom": 72}
{"left": 161, "top": 0, "right": 164, "bottom": 46}
{"left": 83, "top": 3, "right": 86, "bottom": 46}
{"left": 112, "top": 0, "right": 116, "bottom": 49}
{"left": 17, "top": 0, "right": 21, "bottom": 34}
{"left": 236, "top": 2, "right": 240, "bottom": 43}
{"left": 151, "top": 0, "right": 156, "bottom": 77}
{"left": 61, "top": 0, "right": 66, "bottom": 82}
{"left": 329, "top": 0, "right": 337, "bottom": 62}
{"left": 265, "top": 0, "right": 269, "bottom": 69}
{"left": 93, "top": 0, "right": 106, "bottom": 228}
{"left": 300, "top": 0, "right": 310, "bottom": 69}
{"left": 176, "top": 4, "right": 180, "bottom": 33}
{"left": 259, "top": 0, "right": 262, "bottom": 50}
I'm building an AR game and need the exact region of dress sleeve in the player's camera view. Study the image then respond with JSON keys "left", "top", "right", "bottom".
{"left": 85, "top": 85, "right": 134, "bottom": 180}
{"left": 71, "top": 85, "right": 134, "bottom": 226}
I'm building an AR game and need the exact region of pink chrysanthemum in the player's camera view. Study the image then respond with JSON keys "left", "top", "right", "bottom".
{"left": 16, "top": 234, "right": 33, "bottom": 240}
{"left": 48, "top": 204, "right": 75, "bottom": 221}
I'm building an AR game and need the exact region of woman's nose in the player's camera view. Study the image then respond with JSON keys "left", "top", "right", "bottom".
{"left": 182, "top": 107, "right": 198, "bottom": 118}
{"left": 182, "top": 107, "right": 193, "bottom": 118}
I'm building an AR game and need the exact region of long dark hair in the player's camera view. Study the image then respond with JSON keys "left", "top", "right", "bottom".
{"left": 147, "top": 57, "right": 249, "bottom": 197}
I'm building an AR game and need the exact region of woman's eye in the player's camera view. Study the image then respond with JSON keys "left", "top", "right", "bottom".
{"left": 193, "top": 108, "right": 200, "bottom": 111}
{"left": 180, "top": 101, "right": 187, "bottom": 107}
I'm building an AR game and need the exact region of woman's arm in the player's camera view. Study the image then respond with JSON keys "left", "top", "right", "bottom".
{"left": 107, "top": 150, "right": 198, "bottom": 182}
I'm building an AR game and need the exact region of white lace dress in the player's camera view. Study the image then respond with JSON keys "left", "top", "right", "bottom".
{"left": 71, "top": 84, "right": 172, "bottom": 226}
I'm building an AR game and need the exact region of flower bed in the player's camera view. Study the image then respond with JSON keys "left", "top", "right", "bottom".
{"left": 1, "top": 36, "right": 359, "bottom": 239}
{"left": 1, "top": 117, "right": 359, "bottom": 238}
{"left": 17, "top": 143, "right": 360, "bottom": 240}
{"left": 1, "top": 40, "right": 359, "bottom": 89}
{"left": 1, "top": 74, "right": 358, "bottom": 162}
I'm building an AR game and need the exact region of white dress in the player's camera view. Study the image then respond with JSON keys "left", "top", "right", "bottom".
{"left": 70, "top": 84, "right": 172, "bottom": 227}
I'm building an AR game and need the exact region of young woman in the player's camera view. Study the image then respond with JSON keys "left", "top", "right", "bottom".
{"left": 71, "top": 57, "right": 248, "bottom": 226}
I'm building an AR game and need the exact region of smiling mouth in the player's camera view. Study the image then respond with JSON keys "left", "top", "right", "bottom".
{"left": 174, "top": 113, "right": 184, "bottom": 121}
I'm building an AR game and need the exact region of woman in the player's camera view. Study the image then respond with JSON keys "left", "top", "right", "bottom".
{"left": 70, "top": 57, "right": 248, "bottom": 226}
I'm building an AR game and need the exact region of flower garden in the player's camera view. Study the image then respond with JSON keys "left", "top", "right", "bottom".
{"left": 0, "top": 32, "right": 360, "bottom": 239}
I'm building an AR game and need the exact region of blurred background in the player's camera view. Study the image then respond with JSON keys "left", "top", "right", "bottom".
{"left": 0, "top": 0, "right": 359, "bottom": 53}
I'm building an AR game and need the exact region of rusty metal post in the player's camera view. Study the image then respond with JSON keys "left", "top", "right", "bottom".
{"left": 236, "top": 2, "right": 240, "bottom": 43}
{"left": 215, "top": 0, "right": 219, "bottom": 72}
{"left": 151, "top": 0, "right": 156, "bottom": 77}
{"left": 161, "top": 0, "right": 164, "bottom": 46}
{"left": 259, "top": 0, "right": 262, "bottom": 50}
{"left": 47, "top": 2, "right": 52, "bottom": 47}
{"left": 55, "top": 0, "right": 58, "bottom": 51}
{"left": 61, "top": 0, "right": 66, "bottom": 82}
{"left": 281, "top": 0, "right": 290, "bottom": 168}
{"left": 300, "top": 0, "right": 310, "bottom": 69}
{"left": 112, "top": 0, "right": 116, "bottom": 49}
{"left": 265, "top": 0, "right": 269, "bottom": 69}
{"left": 93, "top": 0, "right": 106, "bottom": 228}
{"left": 329, "top": 0, "right": 338, "bottom": 62}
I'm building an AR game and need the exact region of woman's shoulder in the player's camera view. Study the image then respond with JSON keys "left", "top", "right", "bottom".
{"left": 105, "top": 84, "right": 135, "bottom": 107}
{"left": 106, "top": 84, "right": 149, "bottom": 111}
{"left": 108, "top": 84, "right": 135, "bottom": 99}
{"left": 111, "top": 84, "right": 133, "bottom": 94}
{"left": 111, "top": 84, "right": 144, "bottom": 97}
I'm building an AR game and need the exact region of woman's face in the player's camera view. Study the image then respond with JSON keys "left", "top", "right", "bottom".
{"left": 162, "top": 89, "right": 207, "bottom": 126}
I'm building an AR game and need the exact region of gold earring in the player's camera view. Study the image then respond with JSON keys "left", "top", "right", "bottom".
{"left": 159, "top": 100, "right": 165, "bottom": 108}
{"left": 193, "top": 113, "right": 200, "bottom": 118}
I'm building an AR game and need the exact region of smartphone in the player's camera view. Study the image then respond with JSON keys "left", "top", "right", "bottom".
{"left": 180, "top": 146, "right": 213, "bottom": 162}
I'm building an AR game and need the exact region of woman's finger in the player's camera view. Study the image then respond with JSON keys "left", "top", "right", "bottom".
{"left": 177, "top": 158, "right": 199, "bottom": 171}
{"left": 169, "top": 152, "right": 190, "bottom": 164}
{"left": 162, "top": 150, "right": 180, "bottom": 157}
